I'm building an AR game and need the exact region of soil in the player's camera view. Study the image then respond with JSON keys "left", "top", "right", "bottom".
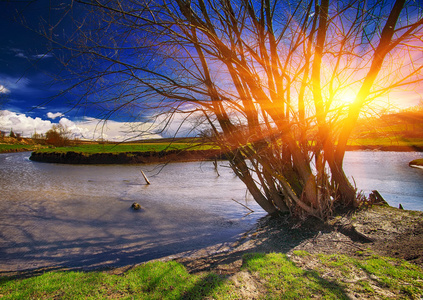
{"left": 168, "top": 206, "right": 423, "bottom": 272}
{"left": 162, "top": 205, "right": 423, "bottom": 299}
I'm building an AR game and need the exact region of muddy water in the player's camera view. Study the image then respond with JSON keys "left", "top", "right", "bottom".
{"left": 0, "top": 151, "right": 422, "bottom": 272}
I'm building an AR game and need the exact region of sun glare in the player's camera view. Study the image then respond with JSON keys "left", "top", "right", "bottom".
{"left": 334, "top": 87, "right": 357, "bottom": 106}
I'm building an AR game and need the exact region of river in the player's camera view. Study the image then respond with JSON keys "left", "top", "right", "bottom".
{"left": 0, "top": 151, "right": 422, "bottom": 272}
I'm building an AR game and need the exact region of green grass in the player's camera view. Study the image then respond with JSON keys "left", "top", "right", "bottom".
{"left": 348, "top": 136, "right": 423, "bottom": 147}
{"left": 243, "top": 253, "right": 348, "bottom": 299}
{"left": 311, "top": 253, "right": 423, "bottom": 298}
{"left": 3, "top": 252, "right": 421, "bottom": 299}
{"left": 0, "top": 261, "right": 234, "bottom": 300}
{"left": 0, "top": 144, "right": 45, "bottom": 153}
{"left": 34, "top": 142, "right": 218, "bottom": 154}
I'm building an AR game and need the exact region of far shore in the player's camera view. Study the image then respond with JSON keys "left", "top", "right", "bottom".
{"left": 24, "top": 144, "right": 423, "bottom": 165}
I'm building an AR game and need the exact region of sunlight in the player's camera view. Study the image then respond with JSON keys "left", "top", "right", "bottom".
{"left": 336, "top": 87, "right": 357, "bottom": 105}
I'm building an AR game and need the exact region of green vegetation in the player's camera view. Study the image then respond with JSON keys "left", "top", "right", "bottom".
{"left": 242, "top": 253, "right": 347, "bottom": 299}
{"left": 0, "top": 144, "right": 45, "bottom": 153}
{"left": 348, "top": 137, "right": 423, "bottom": 148}
{"left": 0, "top": 261, "right": 233, "bottom": 300}
{"left": 1, "top": 252, "right": 422, "bottom": 299}
{"left": 34, "top": 142, "right": 218, "bottom": 154}
{"left": 313, "top": 253, "right": 423, "bottom": 298}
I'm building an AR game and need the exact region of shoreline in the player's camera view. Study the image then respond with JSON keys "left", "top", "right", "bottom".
{"left": 1, "top": 143, "right": 423, "bottom": 155}
{"left": 24, "top": 144, "right": 423, "bottom": 164}
{"left": 29, "top": 149, "right": 226, "bottom": 164}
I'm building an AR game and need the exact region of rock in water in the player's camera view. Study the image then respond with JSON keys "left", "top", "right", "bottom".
{"left": 131, "top": 202, "right": 142, "bottom": 210}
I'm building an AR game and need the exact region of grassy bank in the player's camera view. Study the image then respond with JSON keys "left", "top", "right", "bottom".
{"left": 347, "top": 136, "right": 423, "bottom": 149}
{"left": 33, "top": 136, "right": 423, "bottom": 154}
{"left": 33, "top": 142, "right": 217, "bottom": 154}
{"left": 0, "top": 144, "right": 46, "bottom": 153}
{"left": 1, "top": 251, "right": 422, "bottom": 299}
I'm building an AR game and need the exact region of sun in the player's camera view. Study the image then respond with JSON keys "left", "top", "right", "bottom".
{"left": 335, "top": 86, "right": 357, "bottom": 106}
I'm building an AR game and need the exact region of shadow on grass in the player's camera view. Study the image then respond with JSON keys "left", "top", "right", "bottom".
{"left": 177, "top": 273, "right": 227, "bottom": 300}
{"left": 242, "top": 253, "right": 350, "bottom": 299}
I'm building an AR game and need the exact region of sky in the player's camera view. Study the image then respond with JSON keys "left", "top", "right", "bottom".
{"left": 0, "top": 1, "right": 422, "bottom": 141}
{"left": 0, "top": 0, "right": 173, "bottom": 141}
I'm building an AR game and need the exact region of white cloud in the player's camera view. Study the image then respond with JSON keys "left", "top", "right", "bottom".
{"left": 10, "top": 47, "right": 52, "bottom": 60}
{"left": 47, "top": 112, "right": 64, "bottom": 119}
{"left": 66, "top": 117, "right": 162, "bottom": 141}
{"left": 32, "top": 53, "right": 53, "bottom": 60}
{"left": 0, "top": 110, "right": 53, "bottom": 137}
{"left": 153, "top": 109, "right": 208, "bottom": 138}
{"left": 0, "top": 110, "right": 162, "bottom": 141}
{"left": 0, "top": 84, "right": 10, "bottom": 94}
{"left": 0, "top": 75, "right": 30, "bottom": 93}
{"left": 15, "top": 52, "right": 28, "bottom": 59}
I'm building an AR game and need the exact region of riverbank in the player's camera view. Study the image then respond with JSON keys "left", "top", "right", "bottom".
{"left": 29, "top": 149, "right": 226, "bottom": 164}
{"left": 0, "top": 137, "right": 46, "bottom": 153}
{"left": 27, "top": 143, "right": 423, "bottom": 165}
{"left": 1, "top": 205, "right": 423, "bottom": 299}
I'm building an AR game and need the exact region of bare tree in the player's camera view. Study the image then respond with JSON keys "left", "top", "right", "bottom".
{"left": 45, "top": 123, "right": 71, "bottom": 146}
{"left": 44, "top": 0, "right": 423, "bottom": 218}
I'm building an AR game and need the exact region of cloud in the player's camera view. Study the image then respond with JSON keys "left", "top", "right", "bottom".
{"left": 65, "top": 117, "right": 162, "bottom": 141}
{"left": 0, "top": 110, "right": 162, "bottom": 141}
{"left": 10, "top": 48, "right": 52, "bottom": 60}
{"left": 47, "top": 112, "right": 64, "bottom": 119}
{"left": 0, "top": 84, "right": 10, "bottom": 94}
{"left": 152, "top": 109, "right": 209, "bottom": 138}
{"left": 0, "top": 110, "right": 53, "bottom": 136}
{"left": 15, "top": 52, "right": 28, "bottom": 59}
{"left": 0, "top": 74, "right": 30, "bottom": 93}
{"left": 32, "top": 53, "right": 53, "bottom": 60}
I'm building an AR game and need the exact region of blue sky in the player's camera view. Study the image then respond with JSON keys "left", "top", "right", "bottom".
{"left": 0, "top": 1, "right": 90, "bottom": 138}
{"left": 0, "top": 1, "right": 59, "bottom": 112}
{"left": 0, "top": 1, "right": 179, "bottom": 140}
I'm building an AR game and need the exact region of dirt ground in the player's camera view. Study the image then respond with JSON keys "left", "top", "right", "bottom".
{"left": 171, "top": 206, "right": 423, "bottom": 274}
{"left": 151, "top": 205, "right": 420, "bottom": 299}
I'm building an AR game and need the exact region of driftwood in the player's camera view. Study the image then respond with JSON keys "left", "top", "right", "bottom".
{"left": 231, "top": 198, "right": 254, "bottom": 212}
{"left": 369, "top": 190, "right": 388, "bottom": 206}
{"left": 140, "top": 170, "right": 151, "bottom": 185}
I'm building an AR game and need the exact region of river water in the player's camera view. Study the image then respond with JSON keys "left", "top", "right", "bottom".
{"left": 0, "top": 151, "right": 422, "bottom": 272}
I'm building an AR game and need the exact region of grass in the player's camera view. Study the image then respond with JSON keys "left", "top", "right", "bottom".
{"left": 34, "top": 142, "right": 218, "bottom": 154}
{"left": 242, "top": 253, "right": 348, "bottom": 299}
{"left": 0, "top": 144, "right": 45, "bottom": 153}
{"left": 1, "top": 252, "right": 422, "bottom": 299}
{"left": 348, "top": 136, "right": 423, "bottom": 148}
{"left": 0, "top": 261, "right": 233, "bottom": 300}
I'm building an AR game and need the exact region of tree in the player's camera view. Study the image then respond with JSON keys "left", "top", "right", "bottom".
{"left": 45, "top": 0, "right": 423, "bottom": 218}
{"left": 45, "top": 124, "right": 70, "bottom": 147}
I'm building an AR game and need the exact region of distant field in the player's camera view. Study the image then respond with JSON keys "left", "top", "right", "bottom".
{"left": 0, "top": 144, "right": 44, "bottom": 153}
{"left": 348, "top": 137, "right": 423, "bottom": 147}
{"left": 34, "top": 142, "right": 218, "bottom": 154}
